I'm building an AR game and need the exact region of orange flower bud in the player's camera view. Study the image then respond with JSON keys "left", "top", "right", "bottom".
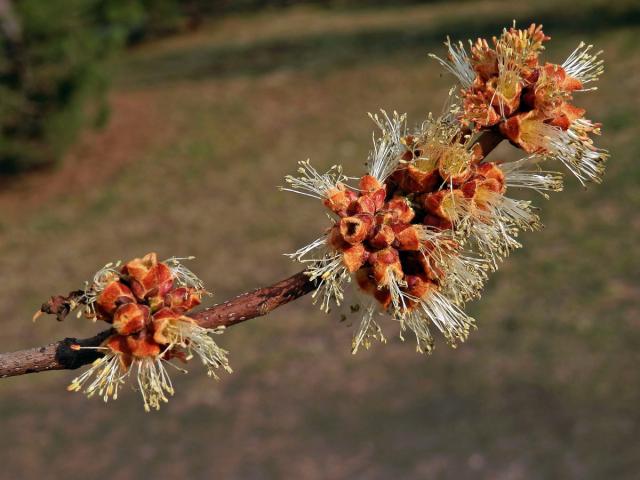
{"left": 393, "top": 225, "right": 421, "bottom": 251}
{"left": 474, "top": 162, "right": 505, "bottom": 192}
{"left": 386, "top": 197, "right": 415, "bottom": 224}
{"left": 123, "top": 252, "right": 158, "bottom": 281}
{"left": 358, "top": 174, "right": 382, "bottom": 193}
{"left": 369, "top": 248, "right": 403, "bottom": 286}
{"left": 113, "top": 303, "right": 150, "bottom": 336}
{"left": 324, "top": 186, "right": 356, "bottom": 217}
{"left": 404, "top": 274, "right": 435, "bottom": 301}
{"left": 164, "top": 287, "right": 202, "bottom": 313}
{"left": 342, "top": 243, "right": 368, "bottom": 273}
{"left": 125, "top": 253, "right": 174, "bottom": 301}
{"left": 370, "top": 187, "right": 387, "bottom": 211}
{"left": 96, "top": 281, "right": 136, "bottom": 319}
{"left": 368, "top": 224, "right": 395, "bottom": 249}
{"left": 126, "top": 331, "right": 162, "bottom": 359}
{"left": 151, "top": 307, "right": 180, "bottom": 345}
{"left": 350, "top": 194, "right": 378, "bottom": 215}
{"left": 422, "top": 189, "right": 466, "bottom": 222}
{"left": 339, "top": 215, "right": 373, "bottom": 245}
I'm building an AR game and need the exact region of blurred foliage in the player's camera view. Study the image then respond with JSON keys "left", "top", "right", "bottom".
{"left": 0, "top": 0, "right": 129, "bottom": 173}
{"left": 0, "top": 0, "right": 448, "bottom": 175}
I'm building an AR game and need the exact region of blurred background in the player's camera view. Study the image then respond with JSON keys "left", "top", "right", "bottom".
{"left": 0, "top": 0, "right": 638, "bottom": 478}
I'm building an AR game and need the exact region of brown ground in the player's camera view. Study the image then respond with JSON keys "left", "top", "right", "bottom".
{"left": 0, "top": 1, "right": 639, "bottom": 479}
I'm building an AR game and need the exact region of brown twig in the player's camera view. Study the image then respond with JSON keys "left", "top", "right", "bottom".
{"left": 0, "top": 271, "right": 315, "bottom": 378}
{"left": 0, "top": 130, "right": 504, "bottom": 380}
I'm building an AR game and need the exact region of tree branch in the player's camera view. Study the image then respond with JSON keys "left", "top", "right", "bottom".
{"left": 0, "top": 129, "right": 504, "bottom": 380}
{"left": 0, "top": 271, "right": 315, "bottom": 378}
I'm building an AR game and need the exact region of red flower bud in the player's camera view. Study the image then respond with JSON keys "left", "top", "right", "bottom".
{"left": 96, "top": 281, "right": 135, "bottom": 319}
{"left": 393, "top": 225, "right": 421, "bottom": 251}
{"left": 151, "top": 307, "right": 181, "bottom": 345}
{"left": 113, "top": 303, "right": 150, "bottom": 336}
{"left": 324, "top": 186, "right": 356, "bottom": 217}
{"left": 342, "top": 243, "right": 368, "bottom": 273}
{"left": 358, "top": 175, "right": 382, "bottom": 192}
{"left": 339, "top": 215, "right": 373, "bottom": 245}
{"left": 126, "top": 331, "right": 161, "bottom": 359}
{"left": 385, "top": 197, "right": 415, "bottom": 224}
{"left": 368, "top": 224, "right": 395, "bottom": 249}
{"left": 164, "top": 287, "right": 202, "bottom": 313}
{"left": 124, "top": 253, "right": 174, "bottom": 301}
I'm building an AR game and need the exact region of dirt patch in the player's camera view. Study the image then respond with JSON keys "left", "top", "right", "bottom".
{"left": 0, "top": 90, "right": 173, "bottom": 219}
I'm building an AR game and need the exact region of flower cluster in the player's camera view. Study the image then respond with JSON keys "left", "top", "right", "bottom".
{"left": 431, "top": 22, "right": 606, "bottom": 185}
{"left": 283, "top": 23, "right": 607, "bottom": 355}
{"left": 67, "top": 253, "right": 231, "bottom": 411}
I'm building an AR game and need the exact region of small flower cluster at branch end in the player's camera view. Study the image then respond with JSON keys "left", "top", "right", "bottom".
{"left": 66, "top": 253, "right": 231, "bottom": 411}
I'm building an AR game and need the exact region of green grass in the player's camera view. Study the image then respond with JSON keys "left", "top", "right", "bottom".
{"left": 0, "top": 1, "right": 639, "bottom": 479}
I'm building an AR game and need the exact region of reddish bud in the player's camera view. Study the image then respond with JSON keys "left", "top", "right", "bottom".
{"left": 358, "top": 175, "right": 382, "bottom": 193}
{"left": 385, "top": 196, "right": 415, "bottom": 224}
{"left": 126, "top": 331, "right": 161, "bottom": 359}
{"left": 404, "top": 274, "right": 435, "bottom": 301}
{"left": 339, "top": 215, "right": 373, "bottom": 245}
{"left": 165, "top": 287, "right": 202, "bottom": 313}
{"left": 350, "top": 194, "right": 378, "bottom": 215}
{"left": 128, "top": 262, "right": 174, "bottom": 301}
{"left": 368, "top": 224, "right": 395, "bottom": 249}
{"left": 342, "top": 243, "right": 368, "bottom": 273}
{"left": 96, "top": 281, "right": 135, "bottom": 319}
{"left": 369, "top": 247, "right": 403, "bottom": 286}
{"left": 324, "top": 187, "right": 356, "bottom": 217}
{"left": 113, "top": 303, "right": 150, "bottom": 336}
{"left": 393, "top": 225, "right": 421, "bottom": 251}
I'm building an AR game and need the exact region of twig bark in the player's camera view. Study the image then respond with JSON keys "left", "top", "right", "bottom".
{"left": 0, "top": 271, "right": 315, "bottom": 378}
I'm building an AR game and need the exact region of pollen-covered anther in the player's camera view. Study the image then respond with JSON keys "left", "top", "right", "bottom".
{"left": 112, "top": 303, "right": 150, "bottom": 336}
